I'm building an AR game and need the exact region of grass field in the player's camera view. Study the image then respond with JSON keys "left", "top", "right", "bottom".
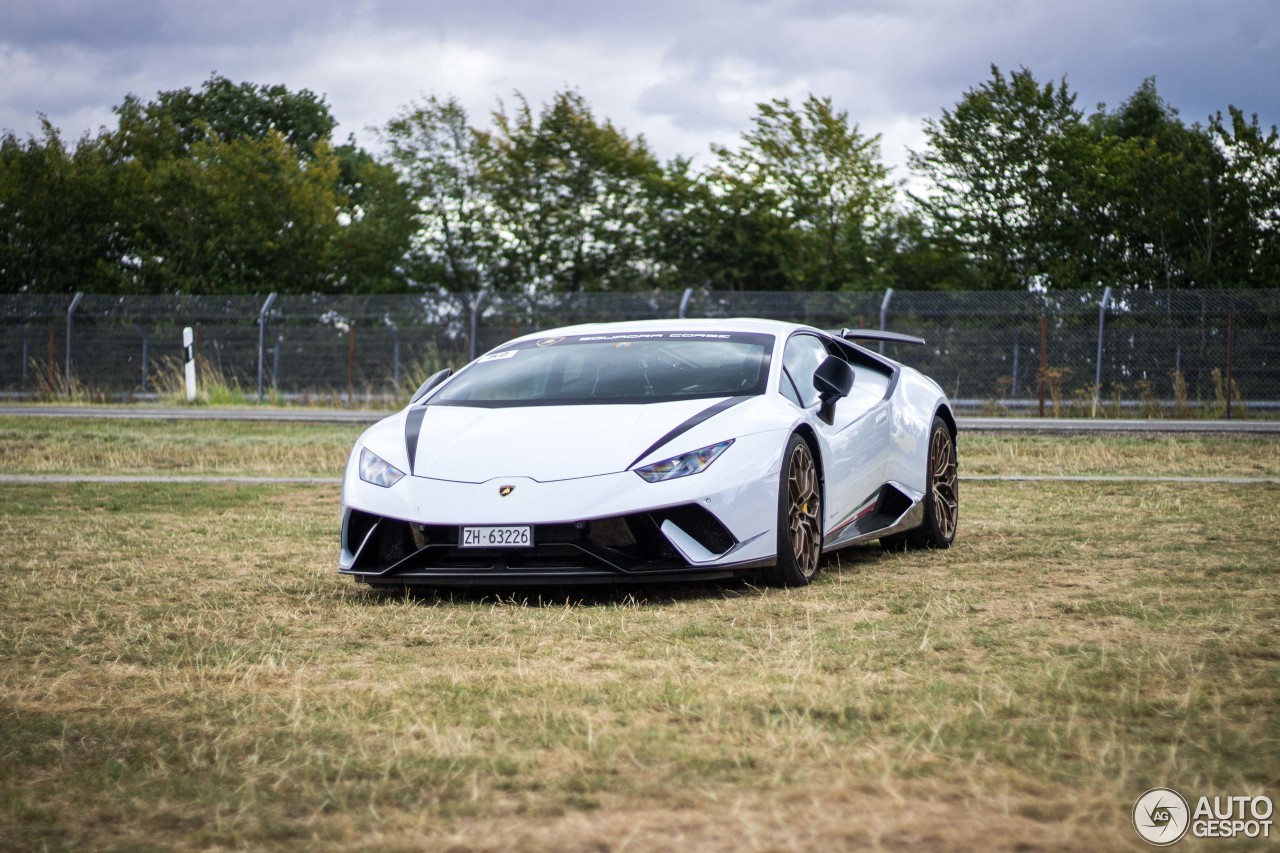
{"left": 1, "top": 420, "right": 1278, "bottom": 851}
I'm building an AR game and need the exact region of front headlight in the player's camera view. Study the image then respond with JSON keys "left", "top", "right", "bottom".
{"left": 358, "top": 447, "right": 405, "bottom": 488}
{"left": 634, "top": 439, "right": 734, "bottom": 483}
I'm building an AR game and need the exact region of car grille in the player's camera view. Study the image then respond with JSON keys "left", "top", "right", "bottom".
{"left": 344, "top": 505, "right": 736, "bottom": 577}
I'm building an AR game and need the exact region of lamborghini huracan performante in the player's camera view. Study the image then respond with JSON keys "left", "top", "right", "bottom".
{"left": 339, "top": 319, "right": 958, "bottom": 588}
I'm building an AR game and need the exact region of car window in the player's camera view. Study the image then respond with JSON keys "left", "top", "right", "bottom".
{"left": 431, "top": 331, "right": 775, "bottom": 407}
{"left": 781, "top": 334, "right": 831, "bottom": 408}
{"left": 779, "top": 370, "right": 803, "bottom": 406}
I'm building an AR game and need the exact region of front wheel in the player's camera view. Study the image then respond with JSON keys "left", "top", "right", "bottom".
{"left": 763, "top": 433, "right": 823, "bottom": 586}
{"left": 882, "top": 415, "right": 958, "bottom": 550}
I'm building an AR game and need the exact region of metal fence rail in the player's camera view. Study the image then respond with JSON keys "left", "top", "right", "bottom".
{"left": 2, "top": 288, "right": 1276, "bottom": 415}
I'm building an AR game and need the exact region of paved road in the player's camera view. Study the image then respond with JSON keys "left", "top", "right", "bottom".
{"left": 2, "top": 405, "right": 1278, "bottom": 434}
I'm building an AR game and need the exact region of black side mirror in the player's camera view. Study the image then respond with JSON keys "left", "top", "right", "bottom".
{"left": 813, "top": 356, "right": 854, "bottom": 424}
{"left": 410, "top": 368, "right": 452, "bottom": 404}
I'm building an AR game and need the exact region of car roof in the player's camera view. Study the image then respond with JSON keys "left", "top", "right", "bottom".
{"left": 513, "top": 317, "right": 815, "bottom": 343}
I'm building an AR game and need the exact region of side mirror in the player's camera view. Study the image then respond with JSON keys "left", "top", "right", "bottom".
{"left": 410, "top": 368, "right": 452, "bottom": 404}
{"left": 813, "top": 356, "right": 854, "bottom": 424}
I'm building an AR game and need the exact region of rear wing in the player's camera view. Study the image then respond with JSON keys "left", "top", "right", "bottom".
{"left": 829, "top": 329, "right": 926, "bottom": 346}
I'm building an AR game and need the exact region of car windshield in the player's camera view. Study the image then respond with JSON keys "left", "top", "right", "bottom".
{"left": 430, "top": 331, "right": 774, "bottom": 407}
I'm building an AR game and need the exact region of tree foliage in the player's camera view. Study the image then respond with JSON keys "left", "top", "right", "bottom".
{"left": 703, "top": 95, "right": 896, "bottom": 290}
{"left": 381, "top": 95, "right": 499, "bottom": 295}
{"left": 2, "top": 71, "right": 1278, "bottom": 296}
{"left": 911, "top": 67, "right": 1280, "bottom": 290}
{"left": 1086, "top": 80, "right": 1227, "bottom": 289}
{"left": 332, "top": 141, "right": 418, "bottom": 293}
{"left": 0, "top": 122, "right": 126, "bottom": 293}
{"left": 486, "top": 91, "right": 669, "bottom": 297}
{"left": 382, "top": 90, "right": 670, "bottom": 300}
{"left": 0, "top": 77, "right": 413, "bottom": 294}
{"left": 910, "top": 66, "right": 1087, "bottom": 290}
{"left": 118, "top": 73, "right": 337, "bottom": 159}
{"left": 125, "top": 131, "right": 344, "bottom": 293}
{"left": 1211, "top": 106, "right": 1280, "bottom": 287}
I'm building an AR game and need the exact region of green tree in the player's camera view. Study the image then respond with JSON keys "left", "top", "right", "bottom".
{"left": 643, "top": 156, "right": 719, "bottom": 289}
{"left": 1211, "top": 106, "right": 1280, "bottom": 287}
{"left": 910, "top": 66, "right": 1087, "bottom": 290}
{"left": 107, "top": 79, "right": 361, "bottom": 293}
{"left": 0, "top": 121, "right": 134, "bottom": 293}
{"left": 123, "top": 131, "right": 343, "bottom": 293}
{"left": 332, "top": 141, "right": 417, "bottom": 293}
{"left": 115, "top": 73, "right": 336, "bottom": 159}
{"left": 874, "top": 211, "right": 981, "bottom": 291}
{"left": 705, "top": 95, "right": 895, "bottom": 290}
{"left": 381, "top": 96, "right": 498, "bottom": 295}
{"left": 1087, "top": 79, "right": 1228, "bottom": 289}
{"left": 486, "top": 91, "right": 669, "bottom": 296}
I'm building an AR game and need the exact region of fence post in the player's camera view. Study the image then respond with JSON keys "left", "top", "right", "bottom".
{"left": 139, "top": 327, "right": 149, "bottom": 393}
{"left": 878, "top": 287, "right": 894, "bottom": 354}
{"left": 21, "top": 325, "right": 29, "bottom": 386}
{"left": 273, "top": 333, "right": 282, "bottom": 390}
{"left": 678, "top": 287, "right": 693, "bottom": 319}
{"left": 65, "top": 292, "right": 84, "bottom": 395}
{"left": 1092, "top": 286, "right": 1113, "bottom": 418}
{"left": 468, "top": 290, "right": 487, "bottom": 362}
{"left": 1038, "top": 316, "right": 1047, "bottom": 418}
{"left": 47, "top": 323, "right": 55, "bottom": 391}
{"left": 347, "top": 323, "right": 357, "bottom": 407}
{"left": 389, "top": 323, "right": 401, "bottom": 387}
{"left": 257, "top": 292, "right": 277, "bottom": 403}
{"left": 1011, "top": 331, "right": 1019, "bottom": 398}
{"left": 1226, "top": 312, "right": 1235, "bottom": 420}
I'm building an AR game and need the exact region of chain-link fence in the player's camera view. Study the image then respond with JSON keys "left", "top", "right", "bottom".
{"left": 2, "top": 288, "right": 1276, "bottom": 415}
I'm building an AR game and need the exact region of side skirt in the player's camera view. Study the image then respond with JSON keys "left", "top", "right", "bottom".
{"left": 822, "top": 481, "right": 924, "bottom": 551}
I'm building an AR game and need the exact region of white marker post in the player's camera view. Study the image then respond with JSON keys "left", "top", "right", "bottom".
{"left": 183, "top": 327, "right": 197, "bottom": 402}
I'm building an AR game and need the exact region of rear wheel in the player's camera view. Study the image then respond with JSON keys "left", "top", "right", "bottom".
{"left": 882, "top": 415, "right": 958, "bottom": 550}
{"left": 764, "top": 434, "right": 823, "bottom": 586}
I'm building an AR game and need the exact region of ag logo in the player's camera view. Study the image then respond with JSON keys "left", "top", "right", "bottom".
{"left": 498, "top": 485, "right": 515, "bottom": 497}
{"left": 536, "top": 337, "right": 564, "bottom": 347}
{"left": 1134, "top": 787, "right": 1190, "bottom": 846}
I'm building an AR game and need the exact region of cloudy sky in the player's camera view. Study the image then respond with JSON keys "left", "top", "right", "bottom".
{"left": 3, "top": 0, "right": 1278, "bottom": 177}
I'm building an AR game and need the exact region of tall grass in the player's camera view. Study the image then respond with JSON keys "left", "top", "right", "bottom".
{"left": 149, "top": 353, "right": 259, "bottom": 406}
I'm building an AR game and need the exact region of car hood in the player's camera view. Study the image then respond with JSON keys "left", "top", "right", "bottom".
{"left": 395, "top": 397, "right": 742, "bottom": 483}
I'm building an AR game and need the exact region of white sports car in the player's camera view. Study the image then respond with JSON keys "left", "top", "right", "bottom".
{"left": 339, "top": 319, "right": 957, "bottom": 588}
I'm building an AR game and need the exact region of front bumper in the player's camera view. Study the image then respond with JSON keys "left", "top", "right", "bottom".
{"left": 339, "top": 505, "right": 772, "bottom": 586}
{"left": 337, "top": 431, "right": 785, "bottom": 586}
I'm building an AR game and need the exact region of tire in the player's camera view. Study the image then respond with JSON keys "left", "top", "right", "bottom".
{"left": 882, "top": 415, "right": 958, "bottom": 550}
{"left": 763, "top": 433, "right": 823, "bottom": 586}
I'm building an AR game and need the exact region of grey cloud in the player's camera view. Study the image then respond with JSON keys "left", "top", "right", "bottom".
{"left": 1, "top": 0, "right": 1277, "bottom": 163}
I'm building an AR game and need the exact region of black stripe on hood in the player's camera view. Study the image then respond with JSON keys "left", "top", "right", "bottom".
{"left": 404, "top": 406, "right": 428, "bottom": 475}
{"left": 627, "top": 395, "right": 751, "bottom": 470}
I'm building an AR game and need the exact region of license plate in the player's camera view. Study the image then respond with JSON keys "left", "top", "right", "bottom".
{"left": 460, "top": 525, "right": 532, "bottom": 548}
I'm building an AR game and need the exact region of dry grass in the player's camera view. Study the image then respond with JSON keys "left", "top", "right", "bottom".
{"left": 0, "top": 416, "right": 359, "bottom": 477}
{"left": 961, "top": 432, "right": 1280, "bottom": 478}
{"left": 1, "top": 474, "right": 1278, "bottom": 851}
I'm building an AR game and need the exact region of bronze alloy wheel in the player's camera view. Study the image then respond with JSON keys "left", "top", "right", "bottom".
{"left": 929, "top": 425, "right": 958, "bottom": 542}
{"left": 787, "top": 441, "right": 822, "bottom": 578}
